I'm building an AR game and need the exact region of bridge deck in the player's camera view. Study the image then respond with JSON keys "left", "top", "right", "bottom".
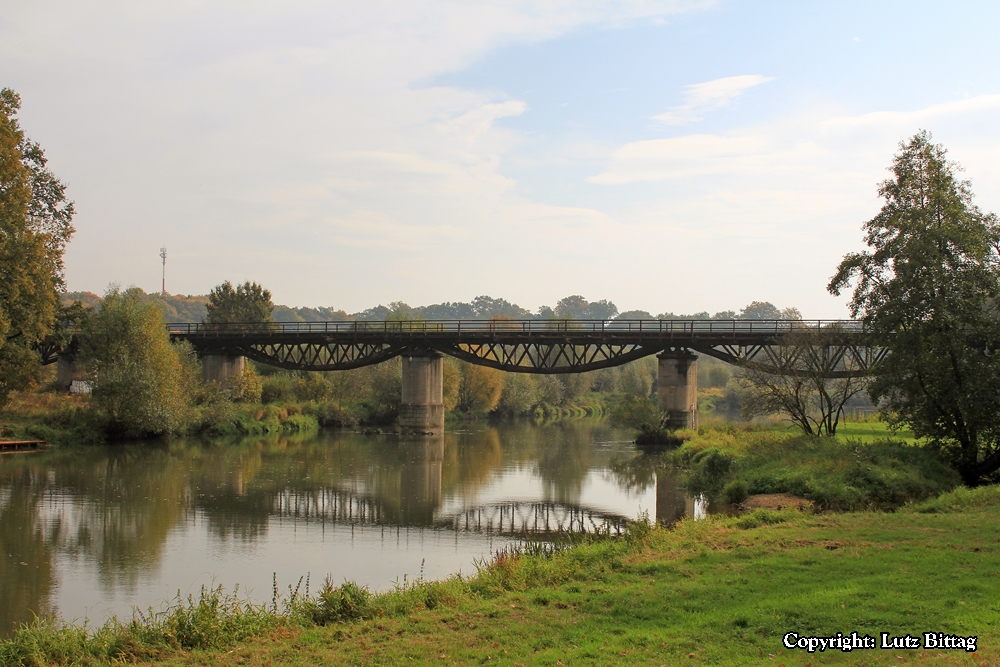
{"left": 167, "top": 319, "right": 866, "bottom": 345}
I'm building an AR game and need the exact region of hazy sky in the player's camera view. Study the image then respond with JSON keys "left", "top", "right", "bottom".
{"left": 4, "top": 1, "right": 999, "bottom": 316}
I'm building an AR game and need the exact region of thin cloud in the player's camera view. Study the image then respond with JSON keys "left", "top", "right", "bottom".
{"left": 654, "top": 74, "right": 773, "bottom": 125}
{"left": 594, "top": 94, "right": 1000, "bottom": 186}
{"left": 820, "top": 94, "right": 1000, "bottom": 132}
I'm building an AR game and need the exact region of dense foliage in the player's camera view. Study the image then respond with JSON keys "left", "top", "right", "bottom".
{"left": 205, "top": 280, "right": 274, "bottom": 324}
{"left": 0, "top": 88, "right": 75, "bottom": 406}
{"left": 81, "top": 287, "right": 197, "bottom": 438}
{"left": 830, "top": 132, "right": 1000, "bottom": 485}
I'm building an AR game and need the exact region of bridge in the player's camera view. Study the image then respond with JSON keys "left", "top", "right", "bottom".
{"left": 53, "top": 319, "right": 883, "bottom": 434}
{"left": 174, "top": 319, "right": 880, "bottom": 434}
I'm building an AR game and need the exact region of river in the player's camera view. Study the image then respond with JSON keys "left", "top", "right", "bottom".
{"left": 0, "top": 421, "right": 702, "bottom": 636}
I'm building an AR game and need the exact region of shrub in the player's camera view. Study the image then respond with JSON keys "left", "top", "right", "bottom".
{"left": 300, "top": 580, "right": 373, "bottom": 625}
{"left": 261, "top": 375, "right": 296, "bottom": 404}
{"left": 81, "top": 286, "right": 195, "bottom": 438}
{"left": 231, "top": 364, "right": 263, "bottom": 403}
{"left": 723, "top": 478, "right": 749, "bottom": 505}
{"left": 674, "top": 429, "right": 960, "bottom": 510}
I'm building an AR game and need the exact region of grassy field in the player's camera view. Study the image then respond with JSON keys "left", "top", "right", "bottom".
{"left": 6, "top": 487, "right": 1000, "bottom": 667}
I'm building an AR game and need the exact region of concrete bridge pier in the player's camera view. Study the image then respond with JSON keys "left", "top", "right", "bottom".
{"left": 657, "top": 349, "right": 698, "bottom": 430}
{"left": 56, "top": 354, "right": 84, "bottom": 392}
{"left": 400, "top": 349, "right": 444, "bottom": 434}
{"left": 202, "top": 353, "right": 246, "bottom": 385}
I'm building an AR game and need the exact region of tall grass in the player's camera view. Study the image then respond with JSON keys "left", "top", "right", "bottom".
{"left": 0, "top": 585, "right": 278, "bottom": 667}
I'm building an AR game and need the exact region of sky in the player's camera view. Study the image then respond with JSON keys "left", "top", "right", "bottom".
{"left": 3, "top": 0, "right": 999, "bottom": 317}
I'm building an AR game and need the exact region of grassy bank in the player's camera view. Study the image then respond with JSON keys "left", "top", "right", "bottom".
{"left": 665, "top": 423, "right": 959, "bottom": 510}
{"left": 0, "top": 391, "right": 338, "bottom": 445}
{"left": 4, "top": 487, "right": 1000, "bottom": 666}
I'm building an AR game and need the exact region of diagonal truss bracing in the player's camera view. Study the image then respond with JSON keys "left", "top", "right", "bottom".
{"left": 695, "top": 342, "right": 888, "bottom": 378}
{"left": 234, "top": 342, "right": 406, "bottom": 371}
{"left": 442, "top": 341, "right": 662, "bottom": 374}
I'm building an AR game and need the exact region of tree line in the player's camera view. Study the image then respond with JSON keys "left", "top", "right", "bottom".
{"left": 60, "top": 289, "right": 804, "bottom": 327}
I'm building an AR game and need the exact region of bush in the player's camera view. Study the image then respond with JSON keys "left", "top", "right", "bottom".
{"left": 609, "top": 395, "right": 663, "bottom": 429}
{"left": 231, "top": 364, "right": 263, "bottom": 403}
{"left": 723, "top": 478, "right": 749, "bottom": 505}
{"left": 300, "top": 580, "right": 373, "bottom": 625}
{"left": 635, "top": 424, "right": 685, "bottom": 448}
{"left": 81, "top": 286, "right": 196, "bottom": 438}
{"left": 315, "top": 402, "right": 357, "bottom": 428}
{"left": 261, "top": 374, "right": 296, "bottom": 404}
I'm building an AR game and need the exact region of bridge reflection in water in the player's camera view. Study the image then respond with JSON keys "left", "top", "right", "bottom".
{"left": 267, "top": 436, "right": 696, "bottom": 537}
{"left": 258, "top": 435, "right": 634, "bottom": 538}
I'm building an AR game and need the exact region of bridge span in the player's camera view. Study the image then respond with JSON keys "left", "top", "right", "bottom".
{"left": 154, "top": 319, "right": 880, "bottom": 434}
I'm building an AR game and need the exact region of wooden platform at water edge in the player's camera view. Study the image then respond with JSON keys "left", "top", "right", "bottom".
{"left": 0, "top": 440, "right": 48, "bottom": 454}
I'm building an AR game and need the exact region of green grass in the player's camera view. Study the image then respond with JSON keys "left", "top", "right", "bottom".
{"left": 778, "top": 419, "right": 920, "bottom": 444}
{"left": 671, "top": 424, "right": 958, "bottom": 510}
{"left": 6, "top": 497, "right": 1000, "bottom": 666}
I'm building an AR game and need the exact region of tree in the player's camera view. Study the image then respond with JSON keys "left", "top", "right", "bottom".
{"left": 0, "top": 88, "right": 75, "bottom": 406}
{"left": 553, "top": 295, "right": 619, "bottom": 320}
{"left": 737, "top": 326, "right": 868, "bottom": 435}
{"left": 495, "top": 372, "right": 538, "bottom": 416}
{"left": 738, "top": 301, "right": 782, "bottom": 320}
{"left": 205, "top": 281, "right": 274, "bottom": 324}
{"left": 828, "top": 131, "right": 1000, "bottom": 485}
{"left": 471, "top": 295, "right": 531, "bottom": 319}
{"left": 618, "top": 358, "right": 655, "bottom": 397}
{"left": 455, "top": 362, "right": 504, "bottom": 413}
{"left": 615, "top": 309, "right": 653, "bottom": 320}
{"left": 82, "top": 286, "right": 196, "bottom": 438}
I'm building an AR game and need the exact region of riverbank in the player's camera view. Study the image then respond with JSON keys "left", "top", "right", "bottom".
{"left": 0, "top": 388, "right": 614, "bottom": 446}
{"left": 3, "top": 485, "right": 998, "bottom": 666}
{"left": 663, "top": 422, "right": 959, "bottom": 511}
{"left": 0, "top": 391, "right": 331, "bottom": 445}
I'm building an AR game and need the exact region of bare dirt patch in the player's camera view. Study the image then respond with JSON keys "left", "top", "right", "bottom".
{"left": 741, "top": 494, "right": 813, "bottom": 510}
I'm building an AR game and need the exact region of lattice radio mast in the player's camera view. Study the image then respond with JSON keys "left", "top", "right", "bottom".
{"left": 159, "top": 246, "right": 167, "bottom": 296}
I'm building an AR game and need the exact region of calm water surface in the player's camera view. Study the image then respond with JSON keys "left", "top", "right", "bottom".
{"left": 0, "top": 421, "right": 700, "bottom": 635}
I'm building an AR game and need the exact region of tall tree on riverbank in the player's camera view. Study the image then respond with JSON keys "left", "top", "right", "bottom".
{"left": 829, "top": 131, "right": 1000, "bottom": 485}
{"left": 205, "top": 281, "right": 274, "bottom": 324}
{"left": 0, "top": 88, "right": 75, "bottom": 406}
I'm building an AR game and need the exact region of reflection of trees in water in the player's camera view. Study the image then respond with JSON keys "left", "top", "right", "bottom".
{"left": 183, "top": 433, "right": 450, "bottom": 529}
{"left": 491, "top": 422, "right": 597, "bottom": 505}
{"left": 608, "top": 452, "right": 664, "bottom": 493}
{"left": 606, "top": 451, "right": 694, "bottom": 526}
{"left": 0, "top": 466, "right": 56, "bottom": 634}
{"left": 30, "top": 446, "right": 190, "bottom": 592}
{"left": 0, "top": 445, "right": 191, "bottom": 634}
{"left": 442, "top": 428, "right": 503, "bottom": 497}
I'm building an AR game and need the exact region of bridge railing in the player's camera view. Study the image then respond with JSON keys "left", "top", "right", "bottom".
{"left": 165, "top": 319, "right": 865, "bottom": 336}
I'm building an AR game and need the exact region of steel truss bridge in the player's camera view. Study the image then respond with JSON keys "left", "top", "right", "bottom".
{"left": 166, "top": 319, "right": 884, "bottom": 378}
